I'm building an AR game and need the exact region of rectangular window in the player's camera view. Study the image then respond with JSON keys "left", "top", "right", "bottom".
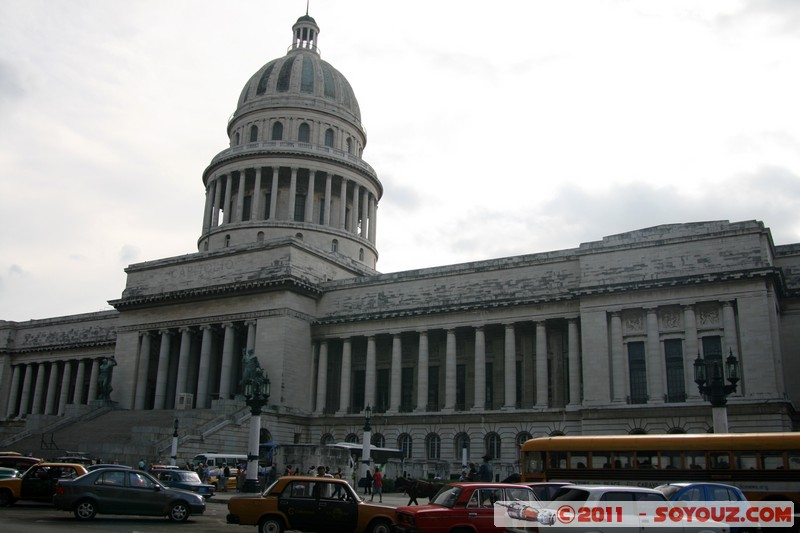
{"left": 318, "top": 198, "right": 325, "bottom": 224}
{"left": 664, "top": 339, "right": 686, "bottom": 402}
{"left": 242, "top": 196, "right": 252, "bottom": 221}
{"left": 627, "top": 341, "right": 648, "bottom": 404}
{"left": 428, "top": 366, "right": 439, "bottom": 411}
{"left": 702, "top": 336, "right": 724, "bottom": 380}
{"left": 400, "top": 367, "right": 414, "bottom": 412}
{"left": 456, "top": 364, "right": 466, "bottom": 411}
{"left": 264, "top": 193, "right": 271, "bottom": 219}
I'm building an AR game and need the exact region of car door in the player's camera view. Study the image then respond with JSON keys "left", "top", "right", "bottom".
{"left": 20, "top": 465, "right": 52, "bottom": 500}
{"left": 278, "top": 479, "right": 318, "bottom": 531}
{"left": 466, "top": 487, "right": 506, "bottom": 532}
{"left": 93, "top": 470, "right": 129, "bottom": 513}
{"left": 316, "top": 480, "right": 358, "bottom": 531}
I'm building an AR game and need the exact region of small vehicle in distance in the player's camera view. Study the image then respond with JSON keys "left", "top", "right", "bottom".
{"left": 227, "top": 475, "right": 395, "bottom": 533}
{"left": 0, "top": 462, "right": 87, "bottom": 506}
{"left": 393, "top": 481, "right": 540, "bottom": 533}
{"left": 151, "top": 467, "right": 216, "bottom": 499}
{"left": 53, "top": 467, "right": 205, "bottom": 522}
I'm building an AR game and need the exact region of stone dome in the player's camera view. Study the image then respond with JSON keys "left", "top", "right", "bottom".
{"left": 232, "top": 15, "right": 362, "bottom": 127}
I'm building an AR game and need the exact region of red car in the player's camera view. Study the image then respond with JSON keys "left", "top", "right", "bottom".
{"left": 393, "top": 482, "right": 539, "bottom": 533}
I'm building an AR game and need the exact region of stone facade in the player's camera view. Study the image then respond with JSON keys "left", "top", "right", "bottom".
{"left": 1, "top": 13, "right": 798, "bottom": 478}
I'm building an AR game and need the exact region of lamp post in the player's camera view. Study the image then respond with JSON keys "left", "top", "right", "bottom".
{"left": 242, "top": 368, "right": 270, "bottom": 493}
{"left": 361, "top": 405, "right": 372, "bottom": 486}
{"left": 170, "top": 418, "right": 179, "bottom": 466}
{"left": 693, "top": 349, "right": 740, "bottom": 433}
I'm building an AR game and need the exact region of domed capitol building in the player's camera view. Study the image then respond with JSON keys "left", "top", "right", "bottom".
{"left": 1, "top": 12, "right": 799, "bottom": 475}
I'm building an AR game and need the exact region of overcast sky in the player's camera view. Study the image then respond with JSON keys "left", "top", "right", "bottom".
{"left": 1, "top": 0, "right": 799, "bottom": 322}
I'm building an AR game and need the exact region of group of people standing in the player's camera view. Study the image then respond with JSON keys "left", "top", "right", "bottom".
{"left": 360, "top": 465, "right": 384, "bottom": 502}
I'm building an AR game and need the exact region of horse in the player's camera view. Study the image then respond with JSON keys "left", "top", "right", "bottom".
{"left": 395, "top": 477, "right": 444, "bottom": 505}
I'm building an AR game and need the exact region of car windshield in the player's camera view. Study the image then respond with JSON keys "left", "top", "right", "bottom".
{"left": 431, "top": 486, "right": 462, "bottom": 508}
{"left": 175, "top": 472, "right": 201, "bottom": 482}
{"left": 656, "top": 485, "right": 680, "bottom": 499}
{"left": 551, "top": 488, "right": 590, "bottom": 505}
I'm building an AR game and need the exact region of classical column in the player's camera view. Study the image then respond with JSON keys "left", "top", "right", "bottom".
{"left": 339, "top": 178, "right": 348, "bottom": 229}
{"left": 683, "top": 305, "right": 701, "bottom": 400}
{"left": 368, "top": 194, "right": 377, "bottom": 243}
{"left": 323, "top": 172, "right": 332, "bottom": 225}
{"left": 610, "top": 312, "right": 625, "bottom": 402}
{"left": 212, "top": 177, "right": 222, "bottom": 227}
{"left": 472, "top": 326, "right": 486, "bottom": 411}
{"left": 219, "top": 323, "right": 236, "bottom": 400}
{"left": 246, "top": 321, "right": 256, "bottom": 352}
{"left": 365, "top": 336, "right": 376, "bottom": 409}
{"left": 288, "top": 167, "right": 298, "bottom": 221}
{"left": 31, "top": 363, "right": 46, "bottom": 414}
{"left": 389, "top": 334, "right": 402, "bottom": 412}
{"left": 722, "top": 300, "right": 739, "bottom": 355}
{"left": 443, "top": 329, "right": 457, "bottom": 411}
{"left": 235, "top": 170, "right": 246, "bottom": 222}
{"left": 252, "top": 167, "right": 262, "bottom": 221}
{"left": 304, "top": 170, "right": 315, "bottom": 222}
{"left": 6, "top": 365, "right": 21, "bottom": 418}
{"left": 315, "top": 341, "right": 328, "bottom": 414}
{"left": 338, "top": 338, "right": 352, "bottom": 414}
{"left": 645, "top": 307, "right": 664, "bottom": 403}
{"left": 73, "top": 359, "right": 86, "bottom": 406}
{"left": 19, "top": 364, "right": 33, "bottom": 416}
{"left": 45, "top": 361, "right": 59, "bottom": 415}
{"left": 134, "top": 333, "right": 152, "bottom": 410}
{"left": 360, "top": 188, "right": 369, "bottom": 237}
{"left": 351, "top": 184, "right": 360, "bottom": 234}
{"left": 86, "top": 359, "right": 99, "bottom": 403}
{"left": 567, "top": 319, "right": 581, "bottom": 406}
{"left": 223, "top": 174, "right": 233, "bottom": 223}
{"left": 202, "top": 182, "right": 213, "bottom": 232}
{"left": 58, "top": 360, "right": 73, "bottom": 416}
{"left": 153, "top": 331, "right": 173, "bottom": 409}
{"left": 503, "top": 324, "right": 517, "bottom": 409}
{"left": 196, "top": 326, "right": 213, "bottom": 408}
{"left": 269, "top": 167, "right": 279, "bottom": 219}
{"left": 535, "top": 322, "right": 548, "bottom": 407}
{"left": 174, "top": 328, "right": 192, "bottom": 407}
{"left": 415, "top": 331, "right": 429, "bottom": 412}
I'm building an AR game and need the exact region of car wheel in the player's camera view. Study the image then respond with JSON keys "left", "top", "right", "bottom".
{"left": 168, "top": 501, "right": 191, "bottom": 522}
{"left": 74, "top": 499, "right": 97, "bottom": 520}
{"left": 369, "top": 518, "right": 392, "bottom": 533}
{"left": 0, "top": 488, "right": 14, "bottom": 507}
{"left": 258, "top": 516, "right": 286, "bottom": 533}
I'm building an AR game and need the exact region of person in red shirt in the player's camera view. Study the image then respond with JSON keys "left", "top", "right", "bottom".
{"left": 370, "top": 466, "right": 383, "bottom": 503}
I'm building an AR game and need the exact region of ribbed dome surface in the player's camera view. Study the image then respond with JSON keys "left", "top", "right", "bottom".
{"left": 236, "top": 51, "right": 361, "bottom": 123}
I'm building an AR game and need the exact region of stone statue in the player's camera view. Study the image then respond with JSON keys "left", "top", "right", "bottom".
{"left": 239, "top": 348, "right": 261, "bottom": 393}
{"left": 97, "top": 356, "right": 117, "bottom": 401}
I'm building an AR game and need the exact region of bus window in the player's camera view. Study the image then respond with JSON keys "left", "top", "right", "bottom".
{"left": 762, "top": 452, "right": 784, "bottom": 469}
{"left": 661, "top": 452, "right": 681, "bottom": 469}
{"left": 525, "top": 452, "right": 545, "bottom": 474}
{"left": 613, "top": 452, "right": 634, "bottom": 469}
{"left": 637, "top": 452, "right": 659, "bottom": 469}
{"left": 591, "top": 452, "right": 611, "bottom": 469}
{"left": 789, "top": 453, "right": 800, "bottom": 470}
{"left": 710, "top": 452, "right": 731, "bottom": 469}
{"left": 734, "top": 451, "right": 757, "bottom": 470}
{"left": 570, "top": 453, "right": 588, "bottom": 469}
{"left": 686, "top": 452, "right": 706, "bottom": 470}
{"left": 549, "top": 452, "right": 567, "bottom": 469}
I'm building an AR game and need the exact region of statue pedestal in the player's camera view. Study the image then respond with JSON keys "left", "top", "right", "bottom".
{"left": 90, "top": 399, "right": 120, "bottom": 409}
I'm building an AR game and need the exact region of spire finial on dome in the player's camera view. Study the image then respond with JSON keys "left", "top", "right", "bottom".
{"left": 291, "top": 8, "right": 320, "bottom": 54}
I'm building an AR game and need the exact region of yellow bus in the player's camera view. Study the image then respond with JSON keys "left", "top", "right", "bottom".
{"left": 520, "top": 433, "right": 800, "bottom": 505}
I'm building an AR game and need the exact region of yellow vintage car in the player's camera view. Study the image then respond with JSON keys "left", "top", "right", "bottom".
{"left": 227, "top": 475, "right": 395, "bottom": 533}
{"left": 0, "top": 462, "right": 87, "bottom": 506}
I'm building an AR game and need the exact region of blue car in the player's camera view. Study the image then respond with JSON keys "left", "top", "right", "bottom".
{"left": 655, "top": 482, "right": 757, "bottom": 533}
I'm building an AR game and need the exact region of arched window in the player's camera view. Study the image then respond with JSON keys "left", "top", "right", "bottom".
{"left": 516, "top": 432, "right": 533, "bottom": 463}
{"left": 224, "top": 235, "right": 231, "bottom": 248}
{"left": 454, "top": 432, "right": 470, "bottom": 461}
{"left": 667, "top": 427, "right": 687, "bottom": 434}
{"left": 426, "top": 433, "right": 441, "bottom": 460}
{"left": 257, "top": 231, "right": 264, "bottom": 243}
{"left": 331, "top": 239, "right": 338, "bottom": 252}
{"left": 234, "top": 132, "right": 240, "bottom": 145}
{"left": 250, "top": 125, "right": 259, "bottom": 142}
{"left": 629, "top": 428, "right": 648, "bottom": 435}
{"left": 320, "top": 433, "right": 335, "bottom": 445}
{"left": 359, "top": 249, "right": 364, "bottom": 261}
{"left": 260, "top": 429, "right": 272, "bottom": 443}
{"left": 398, "top": 433, "right": 413, "bottom": 459}
{"left": 549, "top": 430, "right": 565, "bottom": 437}
{"left": 271, "top": 122, "right": 283, "bottom": 140}
{"left": 346, "top": 137, "right": 353, "bottom": 154}
{"left": 371, "top": 433, "right": 385, "bottom": 448}
{"left": 295, "top": 232, "right": 303, "bottom": 240}
{"left": 345, "top": 433, "right": 359, "bottom": 443}
{"left": 298, "top": 122, "right": 311, "bottom": 143}
{"left": 485, "top": 432, "right": 501, "bottom": 459}
{"left": 324, "top": 128, "right": 334, "bottom": 147}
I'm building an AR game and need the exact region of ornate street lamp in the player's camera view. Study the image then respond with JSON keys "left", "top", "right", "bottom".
{"left": 242, "top": 368, "right": 270, "bottom": 493}
{"left": 170, "top": 418, "right": 179, "bottom": 466}
{"left": 694, "top": 349, "right": 740, "bottom": 433}
{"left": 361, "top": 405, "right": 372, "bottom": 485}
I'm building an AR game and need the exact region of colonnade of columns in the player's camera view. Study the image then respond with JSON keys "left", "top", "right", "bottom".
{"left": 132, "top": 320, "right": 257, "bottom": 411}
{"left": 5, "top": 357, "right": 102, "bottom": 418}
{"left": 201, "top": 165, "right": 378, "bottom": 244}
{"left": 312, "top": 318, "right": 583, "bottom": 416}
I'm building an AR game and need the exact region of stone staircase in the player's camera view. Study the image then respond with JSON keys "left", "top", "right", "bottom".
{"left": 0, "top": 400, "right": 255, "bottom": 468}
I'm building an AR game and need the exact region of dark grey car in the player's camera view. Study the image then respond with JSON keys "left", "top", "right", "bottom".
{"left": 53, "top": 467, "right": 205, "bottom": 522}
